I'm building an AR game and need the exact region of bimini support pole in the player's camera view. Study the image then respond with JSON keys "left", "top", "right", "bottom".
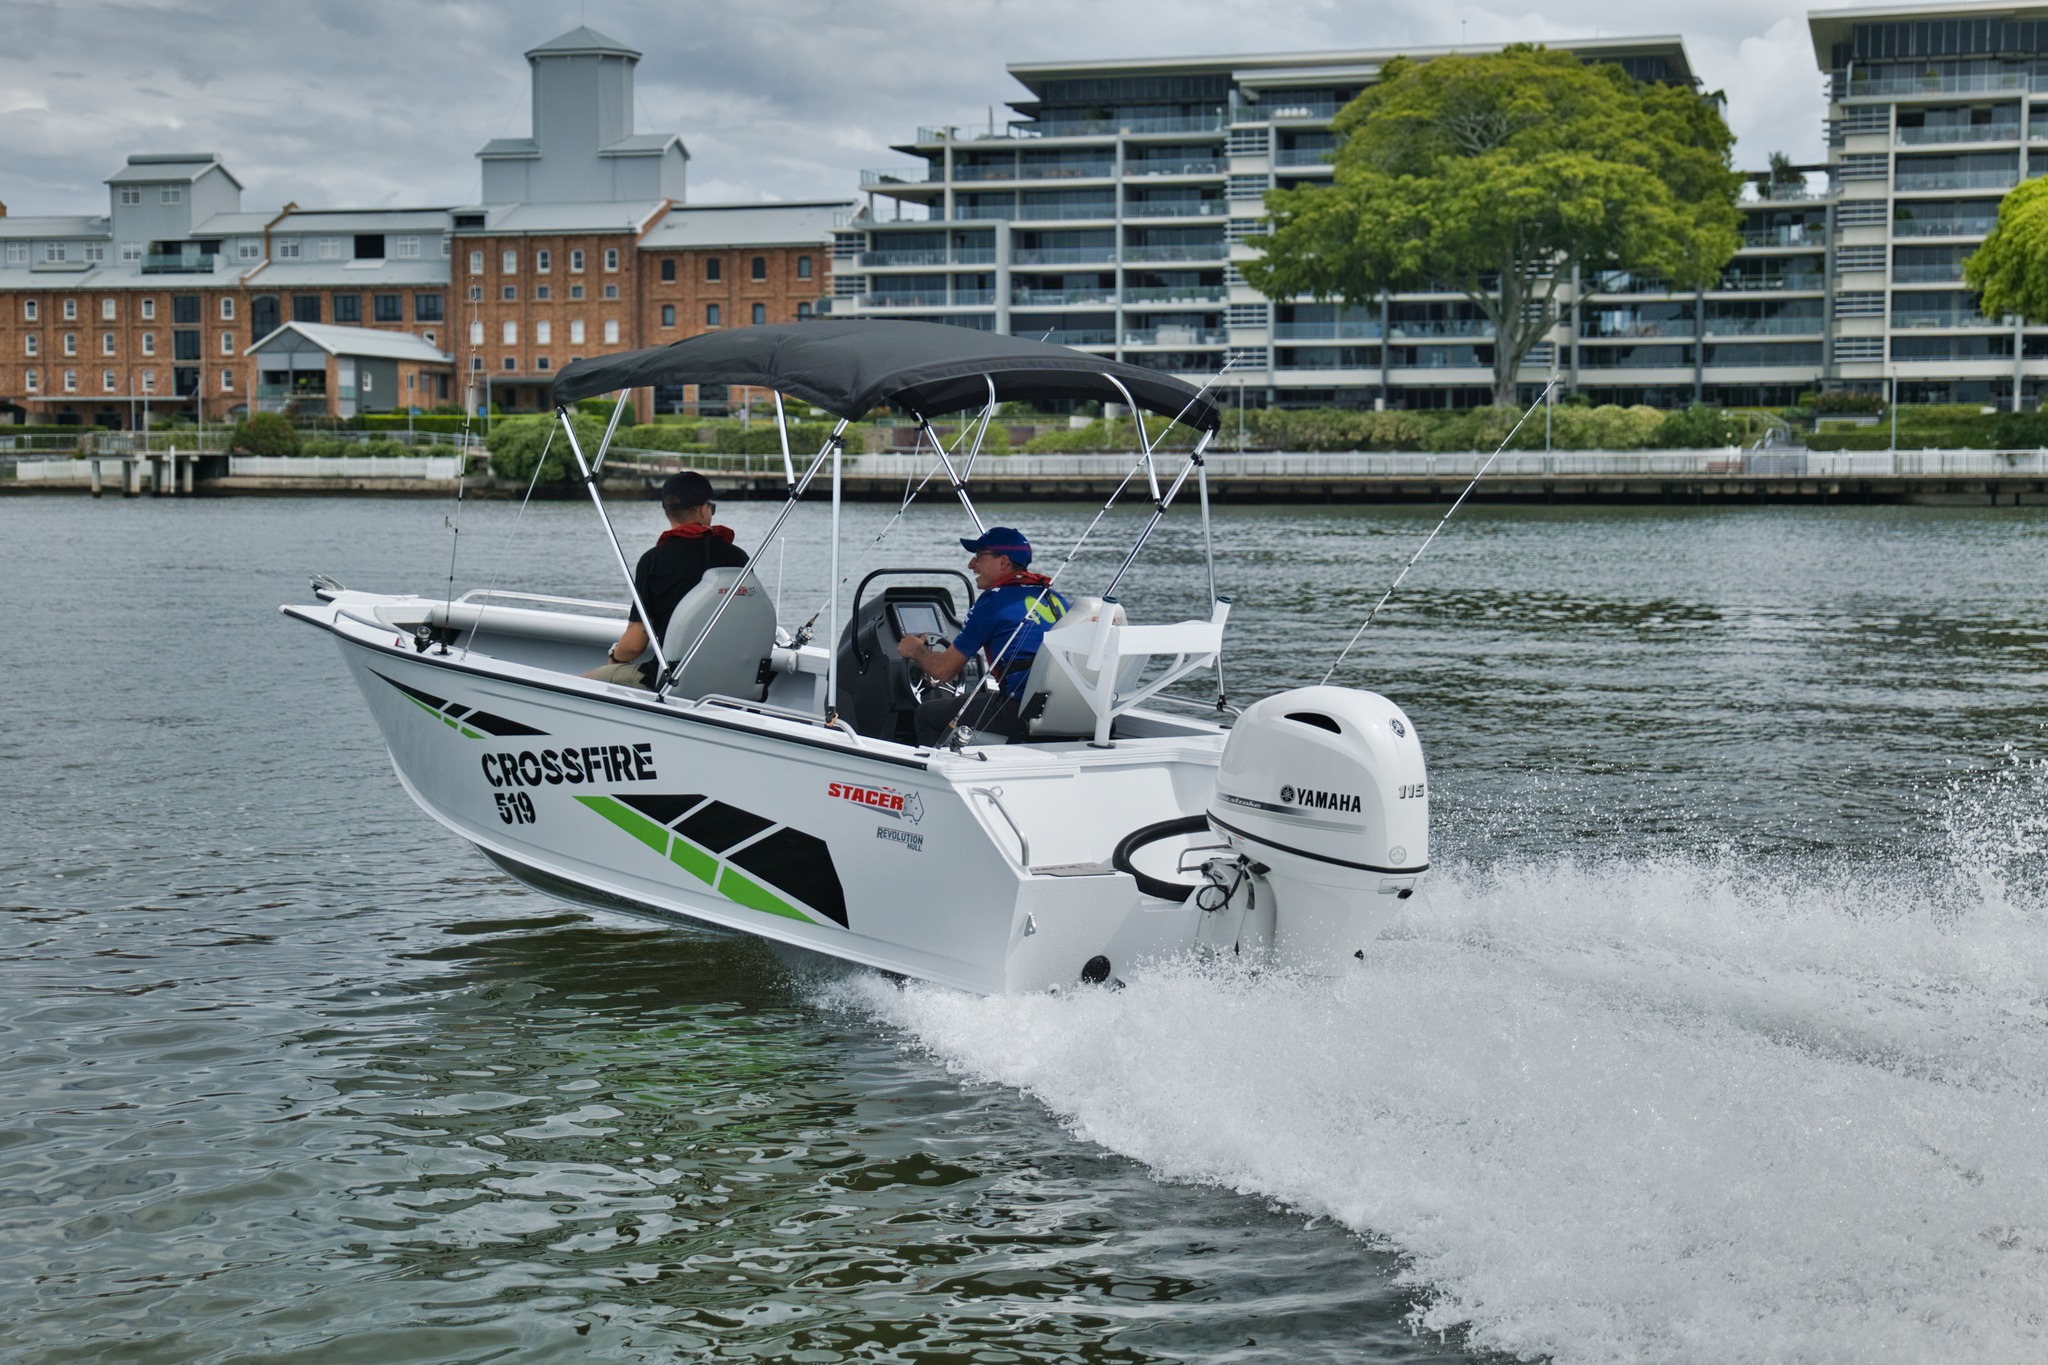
{"left": 1102, "top": 375, "right": 1161, "bottom": 502}
{"left": 1195, "top": 443, "right": 1225, "bottom": 706}
{"left": 1102, "top": 428, "right": 1214, "bottom": 600}
{"left": 657, "top": 420, "right": 847, "bottom": 703}
{"left": 589, "top": 394, "right": 629, "bottom": 476}
{"left": 558, "top": 404, "right": 670, "bottom": 682}
{"left": 915, "top": 411, "right": 987, "bottom": 534}
{"left": 959, "top": 377, "right": 998, "bottom": 483}
{"left": 771, "top": 390, "right": 796, "bottom": 489}
{"left": 825, "top": 438, "right": 844, "bottom": 722}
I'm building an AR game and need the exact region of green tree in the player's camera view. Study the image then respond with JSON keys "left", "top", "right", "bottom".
{"left": 487, "top": 413, "right": 599, "bottom": 484}
{"left": 231, "top": 411, "right": 300, "bottom": 456}
{"left": 1964, "top": 176, "right": 2048, "bottom": 320}
{"left": 1244, "top": 46, "right": 1744, "bottom": 407}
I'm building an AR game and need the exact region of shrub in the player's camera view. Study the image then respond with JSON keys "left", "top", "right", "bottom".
{"left": 231, "top": 411, "right": 300, "bottom": 456}
{"left": 1655, "top": 404, "right": 1741, "bottom": 449}
{"left": 576, "top": 398, "right": 637, "bottom": 427}
{"left": 487, "top": 414, "right": 597, "bottom": 483}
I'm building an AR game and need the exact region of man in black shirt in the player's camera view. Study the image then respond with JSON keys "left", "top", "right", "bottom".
{"left": 586, "top": 471, "right": 749, "bottom": 689}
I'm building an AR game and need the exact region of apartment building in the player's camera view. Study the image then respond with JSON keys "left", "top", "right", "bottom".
{"left": 0, "top": 26, "right": 846, "bottom": 427}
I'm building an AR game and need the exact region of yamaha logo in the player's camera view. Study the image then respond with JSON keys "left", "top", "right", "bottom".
{"left": 1390, "top": 718, "right": 1406, "bottom": 738}
{"left": 1279, "top": 785, "right": 1296, "bottom": 804}
{"left": 1280, "top": 784, "right": 1361, "bottom": 813}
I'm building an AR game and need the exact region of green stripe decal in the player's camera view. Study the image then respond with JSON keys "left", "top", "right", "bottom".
{"left": 576, "top": 795, "right": 669, "bottom": 854}
{"left": 716, "top": 866, "right": 810, "bottom": 923}
{"left": 669, "top": 838, "right": 717, "bottom": 885}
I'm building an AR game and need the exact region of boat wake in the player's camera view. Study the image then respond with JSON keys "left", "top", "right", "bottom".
{"left": 818, "top": 760, "right": 2048, "bottom": 1364}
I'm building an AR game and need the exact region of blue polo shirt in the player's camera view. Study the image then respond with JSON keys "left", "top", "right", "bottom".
{"left": 954, "top": 582, "right": 1070, "bottom": 698}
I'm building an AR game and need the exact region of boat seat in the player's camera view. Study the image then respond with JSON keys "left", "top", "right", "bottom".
{"left": 659, "top": 567, "right": 777, "bottom": 701}
{"left": 1019, "top": 597, "right": 1230, "bottom": 745}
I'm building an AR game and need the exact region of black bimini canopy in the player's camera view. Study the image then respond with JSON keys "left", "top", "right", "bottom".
{"left": 551, "top": 320, "right": 1222, "bottom": 433}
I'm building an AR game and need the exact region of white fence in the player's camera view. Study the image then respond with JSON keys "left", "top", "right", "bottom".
{"left": 228, "top": 455, "right": 464, "bottom": 479}
{"left": 844, "top": 449, "right": 2048, "bottom": 479}
{"left": 10, "top": 458, "right": 94, "bottom": 484}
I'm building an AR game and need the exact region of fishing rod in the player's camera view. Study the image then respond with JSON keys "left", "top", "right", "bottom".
{"left": 1320, "top": 379, "right": 1557, "bottom": 686}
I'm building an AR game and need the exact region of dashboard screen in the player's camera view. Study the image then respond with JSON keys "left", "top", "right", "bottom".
{"left": 893, "top": 603, "right": 943, "bottom": 638}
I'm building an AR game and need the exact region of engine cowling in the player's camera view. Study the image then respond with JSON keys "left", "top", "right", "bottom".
{"left": 1206, "top": 685, "right": 1429, "bottom": 968}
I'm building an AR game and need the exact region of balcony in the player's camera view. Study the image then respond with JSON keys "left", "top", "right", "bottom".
{"left": 857, "top": 248, "right": 997, "bottom": 268}
{"left": 859, "top": 291, "right": 993, "bottom": 308}
{"left": 953, "top": 204, "right": 1018, "bottom": 220}
{"left": 1891, "top": 309, "right": 1998, "bottom": 328}
{"left": 1891, "top": 264, "right": 1967, "bottom": 283}
{"left": 1390, "top": 319, "right": 1494, "bottom": 339}
{"left": 1124, "top": 327, "right": 1228, "bottom": 346}
{"left": 1011, "top": 287, "right": 1117, "bottom": 306}
{"left": 1274, "top": 147, "right": 1336, "bottom": 167}
{"left": 1739, "top": 226, "right": 1822, "bottom": 247}
{"left": 1125, "top": 285, "right": 1228, "bottom": 304}
{"left": 141, "top": 253, "right": 219, "bottom": 275}
{"left": 1123, "top": 242, "right": 1226, "bottom": 262}
{"left": 1123, "top": 200, "right": 1228, "bottom": 218}
{"left": 1256, "top": 101, "right": 1342, "bottom": 122}
{"left": 1012, "top": 246, "right": 1118, "bottom": 266}
{"left": 1893, "top": 169, "right": 2019, "bottom": 191}
{"left": 1891, "top": 218, "right": 1995, "bottom": 238}
{"left": 1126, "top": 158, "right": 1226, "bottom": 177}
{"left": 1714, "top": 273, "right": 1825, "bottom": 292}
{"left": 1702, "top": 316, "right": 1824, "bottom": 335}
{"left": 1896, "top": 123, "right": 2020, "bottom": 145}
{"left": 1010, "top": 201, "right": 1118, "bottom": 221}
{"left": 1581, "top": 319, "right": 1696, "bottom": 338}
{"left": 1273, "top": 321, "right": 1383, "bottom": 340}
{"left": 1038, "top": 329, "right": 1116, "bottom": 347}
{"left": 1022, "top": 113, "right": 1228, "bottom": 138}
{"left": 953, "top": 162, "right": 1115, "bottom": 181}
{"left": 1847, "top": 72, "right": 2030, "bottom": 96}
{"left": 1389, "top": 347, "right": 1489, "bottom": 369}
{"left": 861, "top": 167, "right": 936, "bottom": 186}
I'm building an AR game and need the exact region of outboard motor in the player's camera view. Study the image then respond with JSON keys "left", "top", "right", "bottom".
{"left": 1206, "top": 685, "right": 1429, "bottom": 969}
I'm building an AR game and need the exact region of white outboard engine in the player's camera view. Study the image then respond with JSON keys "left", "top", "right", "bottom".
{"left": 1205, "top": 685, "right": 1429, "bottom": 969}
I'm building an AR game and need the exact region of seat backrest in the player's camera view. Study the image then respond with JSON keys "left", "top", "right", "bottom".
{"left": 1018, "top": 596, "right": 1136, "bottom": 738}
{"left": 660, "top": 567, "right": 777, "bottom": 701}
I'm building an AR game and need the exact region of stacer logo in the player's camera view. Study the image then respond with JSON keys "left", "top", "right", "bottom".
{"left": 828, "top": 781, "right": 924, "bottom": 824}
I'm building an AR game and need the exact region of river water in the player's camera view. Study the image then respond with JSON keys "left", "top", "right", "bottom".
{"left": 3, "top": 491, "right": 2045, "bottom": 1364}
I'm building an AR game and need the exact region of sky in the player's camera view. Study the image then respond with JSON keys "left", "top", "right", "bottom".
{"left": 0, "top": 0, "right": 1887, "bottom": 221}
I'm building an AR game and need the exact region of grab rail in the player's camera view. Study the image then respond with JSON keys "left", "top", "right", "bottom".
{"left": 455, "top": 588, "right": 628, "bottom": 615}
{"left": 691, "top": 693, "right": 867, "bottom": 746}
{"left": 970, "top": 786, "right": 1031, "bottom": 869}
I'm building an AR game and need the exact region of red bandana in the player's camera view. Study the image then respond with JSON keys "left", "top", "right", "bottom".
{"left": 659, "top": 523, "right": 735, "bottom": 545}
{"left": 990, "top": 569, "right": 1053, "bottom": 589}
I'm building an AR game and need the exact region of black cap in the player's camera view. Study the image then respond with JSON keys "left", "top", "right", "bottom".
{"left": 958, "top": 525, "right": 1032, "bottom": 566}
{"left": 660, "top": 471, "right": 715, "bottom": 509}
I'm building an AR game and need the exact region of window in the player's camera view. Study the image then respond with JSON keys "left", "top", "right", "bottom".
{"left": 45, "top": 244, "right": 67, "bottom": 263}
{"left": 141, "top": 369, "right": 154, "bottom": 392}
{"left": 661, "top": 304, "right": 675, "bottom": 327}
{"left": 752, "top": 303, "right": 766, "bottom": 324}
{"left": 23, "top": 369, "right": 36, "bottom": 391}
{"left": 141, "top": 299, "right": 155, "bottom": 320}
{"left": 141, "top": 332, "right": 155, "bottom": 355}
{"left": 277, "top": 239, "right": 301, "bottom": 260}
{"left": 220, "top": 297, "right": 234, "bottom": 320}
{"left": 535, "top": 320, "right": 551, "bottom": 344}
{"left": 501, "top": 286, "right": 516, "bottom": 301}
{"left": 569, "top": 319, "right": 585, "bottom": 343}
{"left": 797, "top": 255, "right": 812, "bottom": 280}
{"left": 63, "top": 299, "right": 77, "bottom": 321}
{"left": 751, "top": 256, "right": 767, "bottom": 281}
{"left": 5, "top": 243, "right": 24, "bottom": 264}
{"left": 239, "top": 240, "right": 261, "bottom": 261}
{"left": 63, "top": 368, "right": 76, "bottom": 392}
{"left": 797, "top": 301, "right": 811, "bottom": 320}
{"left": 604, "top": 247, "right": 619, "bottom": 271}
{"left": 536, "top": 249, "right": 551, "bottom": 273}
{"left": 374, "top": 294, "right": 401, "bottom": 322}
{"left": 570, "top": 284, "right": 585, "bottom": 300}
{"left": 706, "top": 303, "right": 721, "bottom": 326}
{"left": 707, "top": 257, "right": 721, "bottom": 282}
{"left": 502, "top": 321, "right": 517, "bottom": 344}
{"left": 121, "top": 242, "right": 142, "bottom": 263}
{"left": 467, "top": 284, "right": 483, "bottom": 301}
{"left": 333, "top": 294, "right": 361, "bottom": 323}
{"left": 118, "top": 187, "right": 141, "bottom": 206}
{"left": 101, "top": 332, "right": 115, "bottom": 355}
{"left": 84, "top": 244, "right": 105, "bottom": 263}
{"left": 502, "top": 357, "right": 515, "bottom": 370}
{"left": 469, "top": 249, "right": 483, "bottom": 274}
{"left": 396, "top": 236, "right": 420, "bottom": 259}
{"left": 535, "top": 285, "right": 550, "bottom": 301}
{"left": 22, "top": 335, "right": 35, "bottom": 357}
{"left": 353, "top": 234, "right": 384, "bottom": 260}
{"left": 160, "top": 186, "right": 181, "bottom": 205}
{"left": 22, "top": 300, "right": 36, "bottom": 321}
{"left": 221, "top": 370, "right": 233, "bottom": 391}
{"left": 318, "top": 237, "right": 342, "bottom": 260}
{"left": 220, "top": 332, "right": 235, "bottom": 355}
{"left": 603, "top": 284, "right": 618, "bottom": 299}
{"left": 173, "top": 296, "right": 199, "bottom": 324}
{"left": 102, "top": 369, "right": 115, "bottom": 392}
{"left": 661, "top": 258, "right": 675, "bottom": 282}
{"left": 173, "top": 331, "right": 200, "bottom": 360}
{"left": 415, "top": 293, "right": 442, "bottom": 322}
{"left": 536, "top": 357, "right": 550, "bottom": 371}
{"left": 94, "top": 298, "right": 113, "bottom": 321}
{"left": 292, "top": 295, "right": 321, "bottom": 323}
{"left": 470, "top": 321, "right": 484, "bottom": 344}
{"left": 603, "top": 319, "right": 619, "bottom": 343}
{"left": 62, "top": 333, "right": 76, "bottom": 356}
{"left": 470, "top": 356, "right": 481, "bottom": 370}
{"left": 570, "top": 249, "right": 585, "bottom": 272}
{"left": 502, "top": 249, "right": 517, "bottom": 273}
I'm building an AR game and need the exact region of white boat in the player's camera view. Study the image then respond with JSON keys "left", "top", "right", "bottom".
{"left": 284, "top": 322, "right": 1430, "bottom": 994}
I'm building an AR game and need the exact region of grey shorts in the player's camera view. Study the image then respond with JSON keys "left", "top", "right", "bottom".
{"left": 589, "top": 661, "right": 651, "bottom": 690}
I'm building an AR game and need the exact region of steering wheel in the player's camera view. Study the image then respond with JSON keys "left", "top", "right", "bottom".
{"left": 906, "top": 634, "right": 984, "bottom": 705}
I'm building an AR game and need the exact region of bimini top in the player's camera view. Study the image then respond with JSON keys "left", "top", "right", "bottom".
{"left": 551, "top": 320, "right": 1222, "bottom": 432}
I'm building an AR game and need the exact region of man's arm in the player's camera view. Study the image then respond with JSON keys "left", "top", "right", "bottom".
{"left": 608, "top": 619, "right": 650, "bottom": 665}
{"left": 897, "top": 634, "right": 967, "bottom": 682}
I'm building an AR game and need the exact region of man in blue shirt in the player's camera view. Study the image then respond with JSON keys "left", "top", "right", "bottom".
{"left": 897, "top": 526, "right": 1069, "bottom": 745}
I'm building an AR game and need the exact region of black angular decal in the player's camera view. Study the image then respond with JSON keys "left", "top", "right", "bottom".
{"left": 372, "top": 670, "right": 548, "bottom": 737}
{"left": 677, "top": 802, "right": 775, "bottom": 853}
{"left": 619, "top": 792, "right": 707, "bottom": 828}
{"left": 727, "top": 827, "right": 849, "bottom": 928}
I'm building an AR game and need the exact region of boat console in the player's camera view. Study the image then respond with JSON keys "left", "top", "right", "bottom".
{"left": 833, "top": 569, "right": 977, "bottom": 743}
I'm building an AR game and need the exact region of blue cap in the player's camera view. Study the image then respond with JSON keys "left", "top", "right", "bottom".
{"left": 959, "top": 526, "right": 1032, "bottom": 566}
